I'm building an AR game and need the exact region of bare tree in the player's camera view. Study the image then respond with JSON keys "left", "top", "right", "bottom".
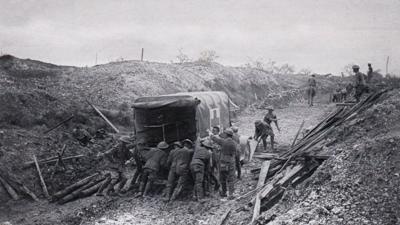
{"left": 176, "top": 49, "right": 191, "bottom": 63}
{"left": 298, "top": 68, "right": 313, "bottom": 76}
{"left": 198, "top": 50, "right": 219, "bottom": 63}
{"left": 342, "top": 63, "right": 355, "bottom": 76}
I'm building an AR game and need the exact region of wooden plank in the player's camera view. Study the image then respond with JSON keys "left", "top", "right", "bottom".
{"left": 43, "top": 115, "right": 74, "bottom": 134}
{"left": 0, "top": 175, "right": 19, "bottom": 200}
{"left": 248, "top": 139, "right": 258, "bottom": 161}
{"left": 336, "top": 103, "right": 356, "bottom": 107}
{"left": 50, "top": 144, "right": 67, "bottom": 180}
{"left": 23, "top": 155, "right": 85, "bottom": 168}
{"left": 257, "top": 161, "right": 271, "bottom": 188}
{"left": 33, "top": 155, "right": 50, "bottom": 198}
{"left": 217, "top": 208, "right": 232, "bottom": 225}
{"left": 251, "top": 193, "right": 261, "bottom": 224}
{"left": 86, "top": 100, "right": 119, "bottom": 133}
{"left": 291, "top": 120, "right": 305, "bottom": 148}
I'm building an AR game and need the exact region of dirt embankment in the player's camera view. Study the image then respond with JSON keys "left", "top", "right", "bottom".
{"left": 256, "top": 89, "right": 400, "bottom": 225}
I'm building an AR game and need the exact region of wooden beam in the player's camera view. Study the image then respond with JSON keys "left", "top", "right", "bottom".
{"left": 23, "top": 155, "right": 85, "bottom": 168}
{"left": 43, "top": 115, "right": 74, "bottom": 134}
{"left": 33, "top": 155, "right": 50, "bottom": 198}
{"left": 0, "top": 175, "right": 19, "bottom": 200}
{"left": 257, "top": 161, "right": 271, "bottom": 188}
{"left": 251, "top": 193, "right": 261, "bottom": 224}
{"left": 218, "top": 208, "right": 232, "bottom": 225}
{"left": 50, "top": 144, "right": 67, "bottom": 179}
{"left": 291, "top": 120, "right": 305, "bottom": 148}
{"left": 86, "top": 100, "right": 119, "bottom": 133}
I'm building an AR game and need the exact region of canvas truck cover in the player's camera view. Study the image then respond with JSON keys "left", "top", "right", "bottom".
{"left": 132, "top": 91, "right": 236, "bottom": 146}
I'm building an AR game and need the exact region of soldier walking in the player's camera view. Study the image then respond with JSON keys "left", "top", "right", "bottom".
{"left": 307, "top": 74, "right": 317, "bottom": 106}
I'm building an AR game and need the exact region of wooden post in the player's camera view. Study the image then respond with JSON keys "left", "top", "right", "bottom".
{"left": 43, "top": 115, "right": 74, "bottom": 134}
{"left": 386, "top": 56, "right": 389, "bottom": 75}
{"left": 0, "top": 175, "right": 19, "bottom": 200}
{"left": 33, "top": 155, "right": 50, "bottom": 198}
{"left": 251, "top": 193, "right": 261, "bottom": 224}
{"left": 141, "top": 48, "right": 144, "bottom": 61}
{"left": 291, "top": 120, "right": 305, "bottom": 148}
{"left": 86, "top": 100, "right": 120, "bottom": 133}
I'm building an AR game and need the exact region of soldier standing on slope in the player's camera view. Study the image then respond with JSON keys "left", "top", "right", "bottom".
{"left": 263, "top": 106, "right": 280, "bottom": 151}
{"left": 307, "top": 74, "right": 317, "bottom": 106}
{"left": 352, "top": 65, "right": 367, "bottom": 102}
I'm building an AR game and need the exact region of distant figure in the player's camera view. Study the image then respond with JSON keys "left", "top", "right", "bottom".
{"left": 72, "top": 125, "right": 93, "bottom": 146}
{"left": 352, "top": 65, "right": 367, "bottom": 102}
{"left": 307, "top": 74, "right": 317, "bottom": 106}
{"left": 367, "top": 63, "right": 373, "bottom": 84}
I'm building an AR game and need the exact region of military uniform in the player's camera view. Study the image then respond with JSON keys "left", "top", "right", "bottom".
{"left": 354, "top": 71, "right": 367, "bottom": 102}
{"left": 165, "top": 143, "right": 193, "bottom": 201}
{"left": 139, "top": 143, "right": 168, "bottom": 197}
{"left": 255, "top": 120, "right": 273, "bottom": 151}
{"left": 97, "top": 137, "right": 133, "bottom": 196}
{"left": 190, "top": 145, "right": 211, "bottom": 200}
{"left": 211, "top": 131, "right": 240, "bottom": 199}
{"left": 308, "top": 76, "right": 317, "bottom": 106}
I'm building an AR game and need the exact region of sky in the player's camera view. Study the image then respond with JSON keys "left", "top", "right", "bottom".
{"left": 0, "top": 0, "right": 399, "bottom": 75}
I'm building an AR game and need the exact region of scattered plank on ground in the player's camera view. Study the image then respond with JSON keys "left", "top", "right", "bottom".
{"left": 256, "top": 161, "right": 271, "bottom": 188}
{"left": 23, "top": 154, "right": 85, "bottom": 168}
{"left": 0, "top": 175, "right": 20, "bottom": 200}
{"left": 33, "top": 154, "right": 50, "bottom": 198}
{"left": 43, "top": 115, "right": 74, "bottom": 134}
{"left": 291, "top": 120, "right": 305, "bottom": 148}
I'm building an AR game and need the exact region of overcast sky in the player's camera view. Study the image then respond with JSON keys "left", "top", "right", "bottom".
{"left": 1, "top": 0, "right": 399, "bottom": 74}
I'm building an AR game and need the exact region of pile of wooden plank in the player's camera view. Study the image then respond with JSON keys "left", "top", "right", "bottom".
{"left": 246, "top": 89, "right": 389, "bottom": 223}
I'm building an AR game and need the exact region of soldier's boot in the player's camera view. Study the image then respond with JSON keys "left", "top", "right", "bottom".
{"left": 220, "top": 183, "right": 227, "bottom": 197}
{"left": 143, "top": 181, "right": 152, "bottom": 197}
{"left": 136, "top": 181, "right": 146, "bottom": 197}
{"left": 96, "top": 176, "right": 111, "bottom": 196}
{"left": 227, "top": 182, "right": 235, "bottom": 200}
{"left": 270, "top": 136, "right": 275, "bottom": 152}
{"left": 163, "top": 187, "right": 173, "bottom": 202}
{"left": 194, "top": 183, "right": 204, "bottom": 201}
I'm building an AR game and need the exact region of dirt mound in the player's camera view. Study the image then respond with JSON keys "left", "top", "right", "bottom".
{"left": 256, "top": 89, "right": 400, "bottom": 225}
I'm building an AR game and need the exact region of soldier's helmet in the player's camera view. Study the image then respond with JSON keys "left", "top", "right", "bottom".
{"left": 157, "top": 141, "right": 169, "bottom": 150}
{"left": 173, "top": 141, "right": 183, "bottom": 148}
{"left": 352, "top": 65, "right": 360, "bottom": 70}
{"left": 224, "top": 128, "right": 234, "bottom": 136}
{"left": 231, "top": 126, "right": 239, "bottom": 133}
{"left": 201, "top": 139, "right": 213, "bottom": 148}
{"left": 182, "top": 139, "right": 193, "bottom": 146}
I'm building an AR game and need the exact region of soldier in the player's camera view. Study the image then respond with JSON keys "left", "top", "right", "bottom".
{"left": 72, "top": 125, "right": 93, "bottom": 146}
{"left": 263, "top": 106, "right": 280, "bottom": 151}
{"left": 137, "top": 141, "right": 168, "bottom": 197}
{"left": 165, "top": 140, "right": 193, "bottom": 202}
{"left": 210, "top": 128, "right": 241, "bottom": 200}
{"left": 254, "top": 120, "right": 272, "bottom": 151}
{"left": 307, "top": 74, "right": 317, "bottom": 106}
{"left": 352, "top": 65, "right": 367, "bottom": 102}
{"left": 164, "top": 141, "right": 182, "bottom": 201}
{"left": 190, "top": 138, "right": 212, "bottom": 201}
{"left": 96, "top": 136, "right": 134, "bottom": 196}
{"left": 131, "top": 139, "right": 147, "bottom": 187}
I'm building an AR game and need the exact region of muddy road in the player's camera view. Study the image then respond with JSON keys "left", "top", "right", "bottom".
{"left": 79, "top": 103, "right": 333, "bottom": 225}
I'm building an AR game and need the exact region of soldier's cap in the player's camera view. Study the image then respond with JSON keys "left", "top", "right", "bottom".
{"left": 201, "top": 139, "right": 213, "bottom": 148}
{"left": 173, "top": 141, "right": 183, "bottom": 148}
{"left": 352, "top": 65, "right": 360, "bottom": 69}
{"left": 182, "top": 139, "right": 193, "bottom": 146}
{"left": 136, "top": 139, "right": 146, "bottom": 145}
{"left": 311, "top": 74, "right": 316, "bottom": 77}
{"left": 157, "top": 141, "right": 169, "bottom": 149}
{"left": 231, "top": 126, "right": 239, "bottom": 133}
{"left": 119, "top": 136, "right": 133, "bottom": 144}
{"left": 266, "top": 106, "right": 274, "bottom": 110}
{"left": 224, "top": 128, "right": 234, "bottom": 136}
{"left": 254, "top": 120, "right": 262, "bottom": 125}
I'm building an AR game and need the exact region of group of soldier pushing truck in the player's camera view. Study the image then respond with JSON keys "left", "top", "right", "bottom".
{"left": 93, "top": 125, "right": 243, "bottom": 202}
{"left": 83, "top": 64, "right": 377, "bottom": 202}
